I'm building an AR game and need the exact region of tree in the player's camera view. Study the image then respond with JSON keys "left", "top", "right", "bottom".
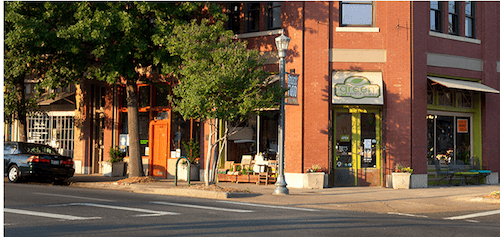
{"left": 166, "top": 19, "right": 283, "bottom": 185}
{"left": 53, "top": 2, "right": 223, "bottom": 177}
{"left": 4, "top": 2, "right": 85, "bottom": 141}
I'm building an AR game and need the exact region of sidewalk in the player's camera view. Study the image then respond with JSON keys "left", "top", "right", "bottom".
{"left": 67, "top": 174, "right": 500, "bottom": 215}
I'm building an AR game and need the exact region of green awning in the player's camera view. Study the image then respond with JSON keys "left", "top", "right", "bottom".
{"left": 428, "top": 76, "right": 499, "bottom": 94}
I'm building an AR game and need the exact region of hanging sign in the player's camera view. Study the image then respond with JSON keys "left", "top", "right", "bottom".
{"left": 286, "top": 74, "right": 299, "bottom": 105}
{"left": 332, "top": 71, "right": 384, "bottom": 105}
{"left": 457, "top": 119, "right": 468, "bottom": 133}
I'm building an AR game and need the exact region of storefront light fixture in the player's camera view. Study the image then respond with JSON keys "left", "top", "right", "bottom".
{"left": 275, "top": 33, "right": 290, "bottom": 58}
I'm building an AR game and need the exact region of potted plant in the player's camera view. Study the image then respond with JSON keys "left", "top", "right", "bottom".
{"left": 392, "top": 163, "right": 413, "bottom": 189}
{"left": 305, "top": 164, "right": 325, "bottom": 189}
{"left": 103, "top": 146, "right": 126, "bottom": 177}
{"left": 179, "top": 139, "right": 201, "bottom": 181}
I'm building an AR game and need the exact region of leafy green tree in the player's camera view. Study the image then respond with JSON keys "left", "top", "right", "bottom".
{"left": 4, "top": 2, "right": 83, "bottom": 141}
{"left": 5, "top": 2, "right": 224, "bottom": 177}
{"left": 54, "top": 2, "right": 223, "bottom": 177}
{"left": 166, "top": 19, "right": 283, "bottom": 185}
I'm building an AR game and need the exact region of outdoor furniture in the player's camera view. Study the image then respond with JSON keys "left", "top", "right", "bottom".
{"left": 257, "top": 160, "right": 277, "bottom": 185}
{"left": 469, "top": 157, "right": 492, "bottom": 184}
{"left": 448, "top": 160, "right": 479, "bottom": 185}
{"left": 434, "top": 159, "right": 455, "bottom": 186}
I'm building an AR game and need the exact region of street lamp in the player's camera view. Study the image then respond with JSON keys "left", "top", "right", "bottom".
{"left": 274, "top": 33, "right": 290, "bottom": 195}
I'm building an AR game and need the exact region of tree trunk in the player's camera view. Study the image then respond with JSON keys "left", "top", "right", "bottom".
{"left": 15, "top": 77, "right": 28, "bottom": 142}
{"left": 126, "top": 80, "right": 144, "bottom": 177}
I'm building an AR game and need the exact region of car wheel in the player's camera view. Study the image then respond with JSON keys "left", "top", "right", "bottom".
{"left": 8, "top": 165, "right": 21, "bottom": 183}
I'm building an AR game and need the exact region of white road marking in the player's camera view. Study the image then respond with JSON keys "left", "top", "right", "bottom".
{"left": 69, "top": 203, "right": 179, "bottom": 216}
{"left": 387, "top": 212, "right": 428, "bottom": 218}
{"left": 4, "top": 208, "right": 100, "bottom": 220}
{"left": 444, "top": 209, "right": 500, "bottom": 220}
{"left": 151, "top": 201, "right": 254, "bottom": 213}
{"left": 217, "top": 201, "right": 319, "bottom": 212}
{"left": 34, "top": 192, "right": 114, "bottom": 202}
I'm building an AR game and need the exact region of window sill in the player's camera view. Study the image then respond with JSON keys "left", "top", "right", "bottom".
{"left": 336, "top": 27, "right": 380, "bottom": 33}
{"left": 234, "top": 29, "right": 284, "bottom": 39}
{"left": 429, "top": 31, "right": 481, "bottom": 44}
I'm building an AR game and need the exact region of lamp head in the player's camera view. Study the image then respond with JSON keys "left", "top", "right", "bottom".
{"left": 275, "top": 33, "right": 290, "bottom": 58}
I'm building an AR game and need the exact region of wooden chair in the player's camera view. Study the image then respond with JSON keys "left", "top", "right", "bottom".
{"left": 257, "top": 160, "right": 277, "bottom": 185}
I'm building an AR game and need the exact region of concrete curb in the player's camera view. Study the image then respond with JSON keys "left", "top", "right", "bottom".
{"left": 70, "top": 182, "right": 231, "bottom": 199}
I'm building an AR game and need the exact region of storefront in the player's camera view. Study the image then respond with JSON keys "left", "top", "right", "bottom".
{"left": 332, "top": 71, "right": 384, "bottom": 187}
{"left": 426, "top": 76, "right": 499, "bottom": 167}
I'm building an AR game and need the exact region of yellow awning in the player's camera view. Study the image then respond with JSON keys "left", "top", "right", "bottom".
{"left": 428, "top": 76, "right": 499, "bottom": 94}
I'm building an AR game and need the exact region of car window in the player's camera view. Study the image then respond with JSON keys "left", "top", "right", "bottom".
{"left": 4, "top": 144, "right": 18, "bottom": 154}
{"left": 23, "top": 144, "right": 59, "bottom": 155}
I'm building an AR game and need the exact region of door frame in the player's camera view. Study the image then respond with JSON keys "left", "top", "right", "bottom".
{"left": 332, "top": 105, "right": 382, "bottom": 186}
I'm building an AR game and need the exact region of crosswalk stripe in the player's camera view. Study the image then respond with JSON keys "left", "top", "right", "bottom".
{"left": 217, "top": 201, "right": 319, "bottom": 212}
{"left": 4, "top": 208, "right": 100, "bottom": 220}
{"left": 444, "top": 209, "right": 500, "bottom": 220}
{"left": 69, "top": 203, "right": 179, "bottom": 216}
{"left": 151, "top": 201, "right": 254, "bottom": 213}
{"left": 34, "top": 192, "right": 114, "bottom": 202}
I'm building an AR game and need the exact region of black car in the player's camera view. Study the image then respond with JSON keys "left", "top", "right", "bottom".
{"left": 4, "top": 142, "right": 75, "bottom": 183}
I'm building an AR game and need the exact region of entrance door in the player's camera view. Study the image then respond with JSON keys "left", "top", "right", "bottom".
{"left": 333, "top": 107, "right": 381, "bottom": 186}
{"left": 150, "top": 111, "right": 171, "bottom": 178}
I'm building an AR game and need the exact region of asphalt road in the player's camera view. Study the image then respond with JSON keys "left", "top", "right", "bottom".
{"left": 4, "top": 181, "right": 500, "bottom": 237}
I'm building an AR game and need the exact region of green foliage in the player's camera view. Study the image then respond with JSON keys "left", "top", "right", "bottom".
{"left": 108, "top": 146, "right": 126, "bottom": 163}
{"left": 394, "top": 163, "right": 413, "bottom": 174}
{"left": 182, "top": 139, "right": 200, "bottom": 164}
{"left": 166, "top": 19, "right": 283, "bottom": 123}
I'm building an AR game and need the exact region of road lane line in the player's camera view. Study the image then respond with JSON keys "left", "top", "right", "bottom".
{"left": 151, "top": 201, "right": 254, "bottom": 213}
{"left": 387, "top": 212, "right": 428, "bottom": 218}
{"left": 34, "top": 192, "right": 114, "bottom": 202}
{"left": 217, "top": 201, "right": 319, "bottom": 212}
{"left": 69, "top": 203, "right": 179, "bottom": 216}
{"left": 4, "top": 208, "right": 101, "bottom": 220}
{"left": 444, "top": 209, "right": 500, "bottom": 220}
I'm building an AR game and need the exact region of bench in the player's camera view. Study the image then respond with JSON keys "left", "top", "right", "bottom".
{"left": 433, "top": 159, "right": 455, "bottom": 186}
{"left": 469, "top": 157, "right": 492, "bottom": 184}
{"left": 448, "top": 160, "right": 479, "bottom": 185}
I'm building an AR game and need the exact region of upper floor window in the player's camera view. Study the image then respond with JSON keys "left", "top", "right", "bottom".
{"left": 340, "top": 1, "right": 373, "bottom": 26}
{"left": 465, "top": 1, "right": 475, "bottom": 38}
{"left": 226, "top": 3, "right": 241, "bottom": 34}
{"left": 246, "top": 2, "right": 260, "bottom": 32}
{"left": 448, "top": 1, "right": 459, "bottom": 35}
{"left": 267, "top": 2, "right": 281, "bottom": 30}
{"left": 430, "top": 1, "right": 442, "bottom": 32}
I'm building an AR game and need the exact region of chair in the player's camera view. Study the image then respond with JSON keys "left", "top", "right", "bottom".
{"left": 449, "top": 160, "right": 479, "bottom": 185}
{"left": 434, "top": 159, "right": 455, "bottom": 186}
{"left": 257, "top": 160, "right": 277, "bottom": 185}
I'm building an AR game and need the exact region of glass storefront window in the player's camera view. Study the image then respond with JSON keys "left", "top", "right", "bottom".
{"left": 335, "top": 112, "right": 352, "bottom": 168}
{"left": 457, "top": 91, "right": 473, "bottom": 108}
{"left": 361, "top": 113, "right": 377, "bottom": 168}
{"left": 427, "top": 113, "right": 472, "bottom": 165}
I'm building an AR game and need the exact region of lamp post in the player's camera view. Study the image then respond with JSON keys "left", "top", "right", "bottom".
{"left": 274, "top": 33, "right": 290, "bottom": 195}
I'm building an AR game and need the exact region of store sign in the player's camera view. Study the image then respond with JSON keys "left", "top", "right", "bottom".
{"left": 332, "top": 71, "right": 384, "bottom": 105}
{"left": 457, "top": 119, "right": 468, "bottom": 133}
{"left": 286, "top": 74, "right": 299, "bottom": 105}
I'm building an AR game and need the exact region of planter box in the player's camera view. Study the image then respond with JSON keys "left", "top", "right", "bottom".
{"left": 102, "top": 162, "right": 125, "bottom": 177}
{"left": 236, "top": 174, "right": 259, "bottom": 183}
{"left": 304, "top": 172, "right": 325, "bottom": 189}
{"left": 178, "top": 164, "right": 200, "bottom": 181}
{"left": 392, "top": 172, "right": 411, "bottom": 189}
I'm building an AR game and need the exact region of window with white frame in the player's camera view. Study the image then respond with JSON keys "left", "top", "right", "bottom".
{"left": 340, "top": 1, "right": 373, "bottom": 26}
{"left": 28, "top": 113, "right": 74, "bottom": 157}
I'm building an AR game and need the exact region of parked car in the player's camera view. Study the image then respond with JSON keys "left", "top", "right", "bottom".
{"left": 4, "top": 142, "right": 75, "bottom": 183}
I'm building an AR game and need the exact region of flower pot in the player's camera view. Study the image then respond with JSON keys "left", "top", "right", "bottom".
{"left": 102, "top": 161, "right": 125, "bottom": 177}
{"left": 392, "top": 172, "right": 411, "bottom": 189}
{"left": 178, "top": 164, "right": 200, "bottom": 181}
{"left": 304, "top": 172, "right": 325, "bottom": 189}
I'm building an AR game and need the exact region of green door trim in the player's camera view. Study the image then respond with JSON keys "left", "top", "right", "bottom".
{"left": 333, "top": 106, "right": 382, "bottom": 186}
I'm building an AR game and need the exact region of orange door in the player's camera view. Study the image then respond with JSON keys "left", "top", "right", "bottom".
{"left": 151, "top": 119, "right": 170, "bottom": 178}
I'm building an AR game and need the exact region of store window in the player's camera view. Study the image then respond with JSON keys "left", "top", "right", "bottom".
{"left": 465, "top": 1, "right": 475, "bottom": 38}
{"left": 226, "top": 2, "right": 241, "bottom": 34}
{"left": 28, "top": 114, "right": 74, "bottom": 157}
{"left": 427, "top": 114, "right": 471, "bottom": 165}
{"left": 437, "top": 86, "right": 453, "bottom": 107}
{"left": 246, "top": 2, "right": 260, "bottom": 32}
{"left": 267, "top": 2, "right": 281, "bottom": 30}
{"left": 340, "top": 1, "right": 373, "bottom": 26}
{"left": 430, "top": 1, "right": 442, "bottom": 32}
{"left": 448, "top": 1, "right": 459, "bottom": 35}
{"left": 138, "top": 85, "right": 150, "bottom": 109}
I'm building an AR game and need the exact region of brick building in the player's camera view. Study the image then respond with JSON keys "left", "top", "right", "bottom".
{"left": 219, "top": 1, "right": 500, "bottom": 188}
{"left": 23, "top": 1, "right": 498, "bottom": 188}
